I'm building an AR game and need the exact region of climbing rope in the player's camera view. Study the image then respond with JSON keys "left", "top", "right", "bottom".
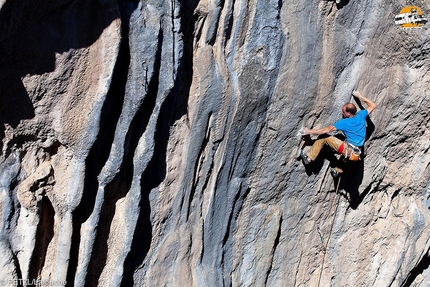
{"left": 317, "top": 174, "right": 342, "bottom": 287}
{"left": 315, "top": 91, "right": 359, "bottom": 285}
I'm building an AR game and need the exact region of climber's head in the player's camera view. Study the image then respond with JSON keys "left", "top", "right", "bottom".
{"left": 342, "top": 103, "right": 357, "bottom": 118}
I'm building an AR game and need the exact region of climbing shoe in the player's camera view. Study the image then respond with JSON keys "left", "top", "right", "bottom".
{"left": 330, "top": 168, "right": 343, "bottom": 178}
{"left": 301, "top": 150, "right": 312, "bottom": 165}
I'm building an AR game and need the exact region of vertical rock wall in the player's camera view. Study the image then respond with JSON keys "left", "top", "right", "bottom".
{"left": 1, "top": 0, "right": 430, "bottom": 286}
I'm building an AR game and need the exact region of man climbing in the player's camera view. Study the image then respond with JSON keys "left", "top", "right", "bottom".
{"left": 300, "top": 90, "right": 376, "bottom": 177}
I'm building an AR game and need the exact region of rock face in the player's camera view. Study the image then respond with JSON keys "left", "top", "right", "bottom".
{"left": 1, "top": 0, "right": 430, "bottom": 286}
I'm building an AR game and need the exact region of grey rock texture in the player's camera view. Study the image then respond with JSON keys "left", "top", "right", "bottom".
{"left": 1, "top": 0, "right": 430, "bottom": 286}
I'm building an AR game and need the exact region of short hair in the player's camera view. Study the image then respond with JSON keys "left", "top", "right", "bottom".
{"left": 345, "top": 103, "right": 357, "bottom": 114}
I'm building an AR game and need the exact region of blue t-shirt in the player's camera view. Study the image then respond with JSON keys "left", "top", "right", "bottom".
{"left": 334, "top": 110, "right": 369, "bottom": 147}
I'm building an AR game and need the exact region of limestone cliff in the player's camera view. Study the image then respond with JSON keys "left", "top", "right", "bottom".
{"left": 1, "top": 0, "right": 430, "bottom": 286}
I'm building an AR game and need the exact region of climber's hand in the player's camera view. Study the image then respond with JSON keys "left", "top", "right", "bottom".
{"left": 352, "top": 90, "right": 361, "bottom": 98}
{"left": 303, "top": 127, "right": 311, "bottom": 135}
{"left": 297, "top": 127, "right": 309, "bottom": 136}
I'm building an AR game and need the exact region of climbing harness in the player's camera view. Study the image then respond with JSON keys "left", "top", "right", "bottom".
{"left": 344, "top": 142, "right": 361, "bottom": 161}
{"left": 338, "top": 141, "right": 361, "bottom": 161}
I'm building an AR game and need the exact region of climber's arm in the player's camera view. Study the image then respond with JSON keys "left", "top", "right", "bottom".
{"left": 304, "top": 125, "right": 336, "bottom": 135}
{"left": 352, "top": 90, "right": 376, "bottom": 114}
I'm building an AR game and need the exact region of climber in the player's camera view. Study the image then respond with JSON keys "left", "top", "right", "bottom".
{"left": 300, "top": 90, "right": 376, "bottom": 177}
